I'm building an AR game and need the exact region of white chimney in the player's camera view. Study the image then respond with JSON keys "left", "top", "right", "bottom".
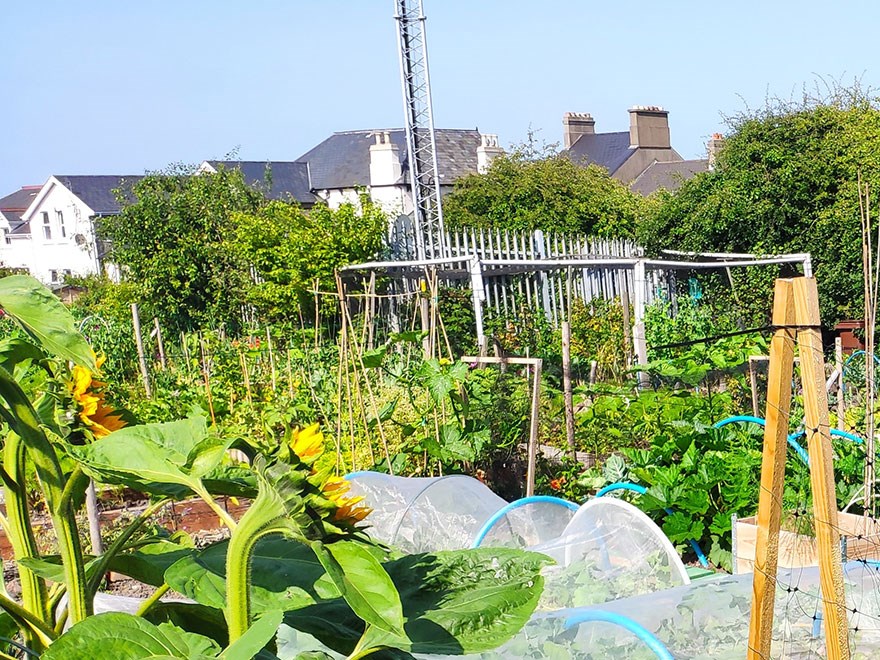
{"left": 477, "top": 134, "right": 504, "bottom": 173}
{"left": 369, "top": 132, "right": 402, "bottom": 186}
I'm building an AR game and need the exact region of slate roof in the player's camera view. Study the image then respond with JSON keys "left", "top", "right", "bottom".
{"left": 53, "top": 175, "right": 143, "bottom": 215}
{"left": 295, "top": 128, "right": 481, "bottom": 190}
{"left": 629, "top": 159, "right": 709, "bottom": 196}
{"left": 205, "top": 161, "right": 316, "bottom": 205}
{"left": 0, "top": 186, "right": 40, "bottom": 233}
{"left": 567, "top": 131, "right": 634, "bottom": 175}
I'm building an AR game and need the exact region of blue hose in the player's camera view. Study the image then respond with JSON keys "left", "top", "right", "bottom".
{"left": 563, "top": 610, "right": 675, "bottom": 660}
{"left": 712, "top": 415, "right": 811, "bottom": 464}
{"left": 471, "top": 495, "right": 579, "bottom": 548}
{"left": 596, "top": 482, "right": 709, "bottom": 569}
{"left": 713, "top": 415, "right": 864, "bottom": 466}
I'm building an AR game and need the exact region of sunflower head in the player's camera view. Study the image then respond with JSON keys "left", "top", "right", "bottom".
{"left": 321, "top": 475, "right": 372, "bottom": 526}
{"left": 288, "top": 423, "right": 324, "bottom": 464}
{"left": 68, "top": 354, "right": 126, "bottom": 439}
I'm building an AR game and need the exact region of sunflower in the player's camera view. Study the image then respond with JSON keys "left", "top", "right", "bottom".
{"left": 321, "top": 475, "right": 372, "bottom": 525}
{"left": 289, "top": 423, "right": 324, "bottom": 463}
{"left": 69, "top": 355, "right": 126, "bottom": 438}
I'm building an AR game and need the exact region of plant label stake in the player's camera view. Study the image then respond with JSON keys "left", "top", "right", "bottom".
{"left": 747, "top": 277, "right": 850, "bottom": 660}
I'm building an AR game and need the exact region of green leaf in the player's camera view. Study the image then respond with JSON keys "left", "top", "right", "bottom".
{"left": 220, "top": 610, "right": 283, "bottom": 659}
{"left": 165, "top": 537, "right": 337, "bottom": 613}
{"left": 0, "top": 338, "right": 45, "bottom": 375}
{"left": 69, "top": 417, "right": 230, "bottom": 497}
{"left": 145, "top": 602, "right": 230, "bottom": 648}
{"left": 361, "top": 346, "right": 387, "bottom": 369}
{"left": 311, "top": 541, "right": 405, "bottom": 637}
{"left": 0, "top": 275, "right": 95, "bottom": 369}
{"left": 42, "top": 612, "right": 221, "bottom": 659}
{"left": 109, "top": 540, "right": 198, "bottom": 587}
{"left": 288, "top": 548, "right": 551, "bottom": 656}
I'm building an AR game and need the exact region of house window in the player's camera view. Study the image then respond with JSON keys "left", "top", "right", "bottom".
{"left": 42, "top": 212, "right": 51, "bottom": 240}
{"left": 56, "top": 210, "right": 66, "bottom": 238}
{"left": 50, "top": 270, "right": 58, "bottom": 283}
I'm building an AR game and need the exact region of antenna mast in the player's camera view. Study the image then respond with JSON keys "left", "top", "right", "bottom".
{"left": 394, "top": 0, "right": 447, "bottom": 260}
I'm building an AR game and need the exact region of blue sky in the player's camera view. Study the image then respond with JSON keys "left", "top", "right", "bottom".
{"left": 2, "top": 1, "right": 878, "bottom": 195}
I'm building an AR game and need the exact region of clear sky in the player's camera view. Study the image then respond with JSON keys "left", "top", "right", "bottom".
{"left": 3, "top": 1, "right": 879, "bottom": 195}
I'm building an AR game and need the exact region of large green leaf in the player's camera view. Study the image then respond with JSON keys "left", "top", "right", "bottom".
{"left": 311, "top": 541, "right": 404, "bottom": 636}
{"left": 42, "top": 612, "right": 221, "bottom": 659}
{"left": 290, "top": 548, "right": 550, "bottom": 655}
{"left": 0, "top": 275, "right": 95, "bottom": 369}
{"left": 165, "top": 536, "right": 340, "bottom": 613}
{"left": 69, "top": 417, "right": 232, "bottom": 498}
{"left": 109, "top": 540, "right": 198, "bottom": 587}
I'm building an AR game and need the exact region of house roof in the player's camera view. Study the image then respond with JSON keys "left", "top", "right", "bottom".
{"left": 53, "top": 175, "right": 143, "bottom": 215}
{"left": 567, "top": 131, "right": 634, "bottom": 175}
{"left": 204, "top": 161, "right": 316, "bottom": 205}
{"left": 295, "top": 128, "right": 481, "bottom": 190}
{"left": 0, "top": 186, "right": 41, "bottom": 234}
{"left": 629, "top": 159, "right": 709, "bottom": 196}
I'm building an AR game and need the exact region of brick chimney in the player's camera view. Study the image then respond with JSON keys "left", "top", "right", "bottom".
{"left": 562, "top": 112, "right": 595, "bottom": 149}
{"left": 707, "top": 133, "right": 725, "bottom": 169}
{"left": 628, "top": 106, "right": 670, "bottom": 149}
{"left": 477, "top": 134, "right": 504, "bottom": 173}
{"left": 369, "top": 132, "right": 401, "bottom": 186}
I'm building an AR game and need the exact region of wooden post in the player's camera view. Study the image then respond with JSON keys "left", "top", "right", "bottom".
{"left": 632, "top": 260, "right": 649, "bottom": 388}
{"left": 527, "top": 359, "right": 542, "bottom": 497}
{"left": 153, "top": 318, "right": 167, "bottom": 370}
{"left": 561, "top": 321, "right": 576, "bottom": 460}
{"left": 85, "top": 480, "right": 103, "bottom": 556}
{"left": 748, "top": 279, "right": 796, "bottom": 659}
{"left": 748, "top": 356, "right": 761, "bottom": 418}
{"left": 266, "top": 327, "right": 277, "bottom": 392}
{"left": 131, "top": 303, "right": 152, "bottom": 398}
{"left": 620, "top": 270, "right": 633, "bottom": 367}
{"left": 792, "top": 277, "right": 850, "bottom": 660}
{"left": 835, "top": 337, "right": 845, "bottom": 431}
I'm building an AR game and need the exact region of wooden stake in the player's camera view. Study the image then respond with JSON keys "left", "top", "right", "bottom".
{"left": 199, "top": 335, "right": 216, "bottom": 426}
{"left": 748, "top": 279, "right": 796, "bottom": 660}
{"left": 131, "top": 303, "right": 152, "bottom": 398}
{"left": 526, "top": 359, "right": 542, "bottom": 497}
{"left": 266, "top": 327, "right": 277, "bottom": 392}
{"left": 561, "top": 320, "right": 576, "bottom": 460}
{"left": 749, "top": 356, "right": 761, "bottom": 418}
{"left": 239, "top": 352, "right": 253, "bottom": 406}
{"left": 154, "top": 318, "right": 167, "bottom": 370}
{"left": 793, "top": 277, "right": 850, "bottom": 660}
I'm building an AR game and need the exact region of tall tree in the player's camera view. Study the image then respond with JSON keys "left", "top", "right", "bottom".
{"left": 99, "top": 165, "right": 263, "bottom": 332}
{"left": 443, "top": 149, "right": 646, "bottom": 237}
{"left": 229, "top": 196, "right": 387, "bottom": 325}
{"left": 640, "top": 85, "right": 880, "bottom": 325}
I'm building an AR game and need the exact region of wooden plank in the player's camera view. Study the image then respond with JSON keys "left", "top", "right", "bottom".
{"left": 526, "top": 359, "right": 542, "bottom": 496}
{"left": 793, "top": 276, "right": 850, "bottom": 660}
{"left": 747, "top": 278, "right": 796, "bottom": 660}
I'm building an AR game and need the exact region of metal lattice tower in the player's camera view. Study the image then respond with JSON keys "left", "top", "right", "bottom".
{"left": 394, "top": 0, "right": 447, "bottom": 260}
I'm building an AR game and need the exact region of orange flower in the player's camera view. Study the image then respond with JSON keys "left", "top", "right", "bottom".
{"left": 322, "top": 476, "right": 372, "bottom": 525}
{"left": 549, "top": 476, "right": 566, "bottom": 492}
{"left": 70, "top": 355, "right": 126, "bottom": 438}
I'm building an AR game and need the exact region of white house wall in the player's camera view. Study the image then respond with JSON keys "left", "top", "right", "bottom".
{"left": 24, "top": 179, "right": 101, "bottom": 285}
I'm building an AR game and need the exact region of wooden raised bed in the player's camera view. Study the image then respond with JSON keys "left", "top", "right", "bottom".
{"left": 735, "top": 511, "right": 880, "bottom": 574}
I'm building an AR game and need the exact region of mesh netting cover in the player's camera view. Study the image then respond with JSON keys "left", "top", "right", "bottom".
{"left": 345, "top": 472, "right": 507, "bottom": 553}
{"left": 416, "top": 562, "right": 880, "bottom": 658}
{"left": 533, "top": 498, "right": 690, "bottom": 611}
{"left": 474, "top": 497, "right": 578, "bottom": 550}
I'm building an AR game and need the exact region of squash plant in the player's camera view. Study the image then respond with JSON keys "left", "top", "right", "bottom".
{"left": 0, "top": 275, "right": 548, "bottom": 659}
